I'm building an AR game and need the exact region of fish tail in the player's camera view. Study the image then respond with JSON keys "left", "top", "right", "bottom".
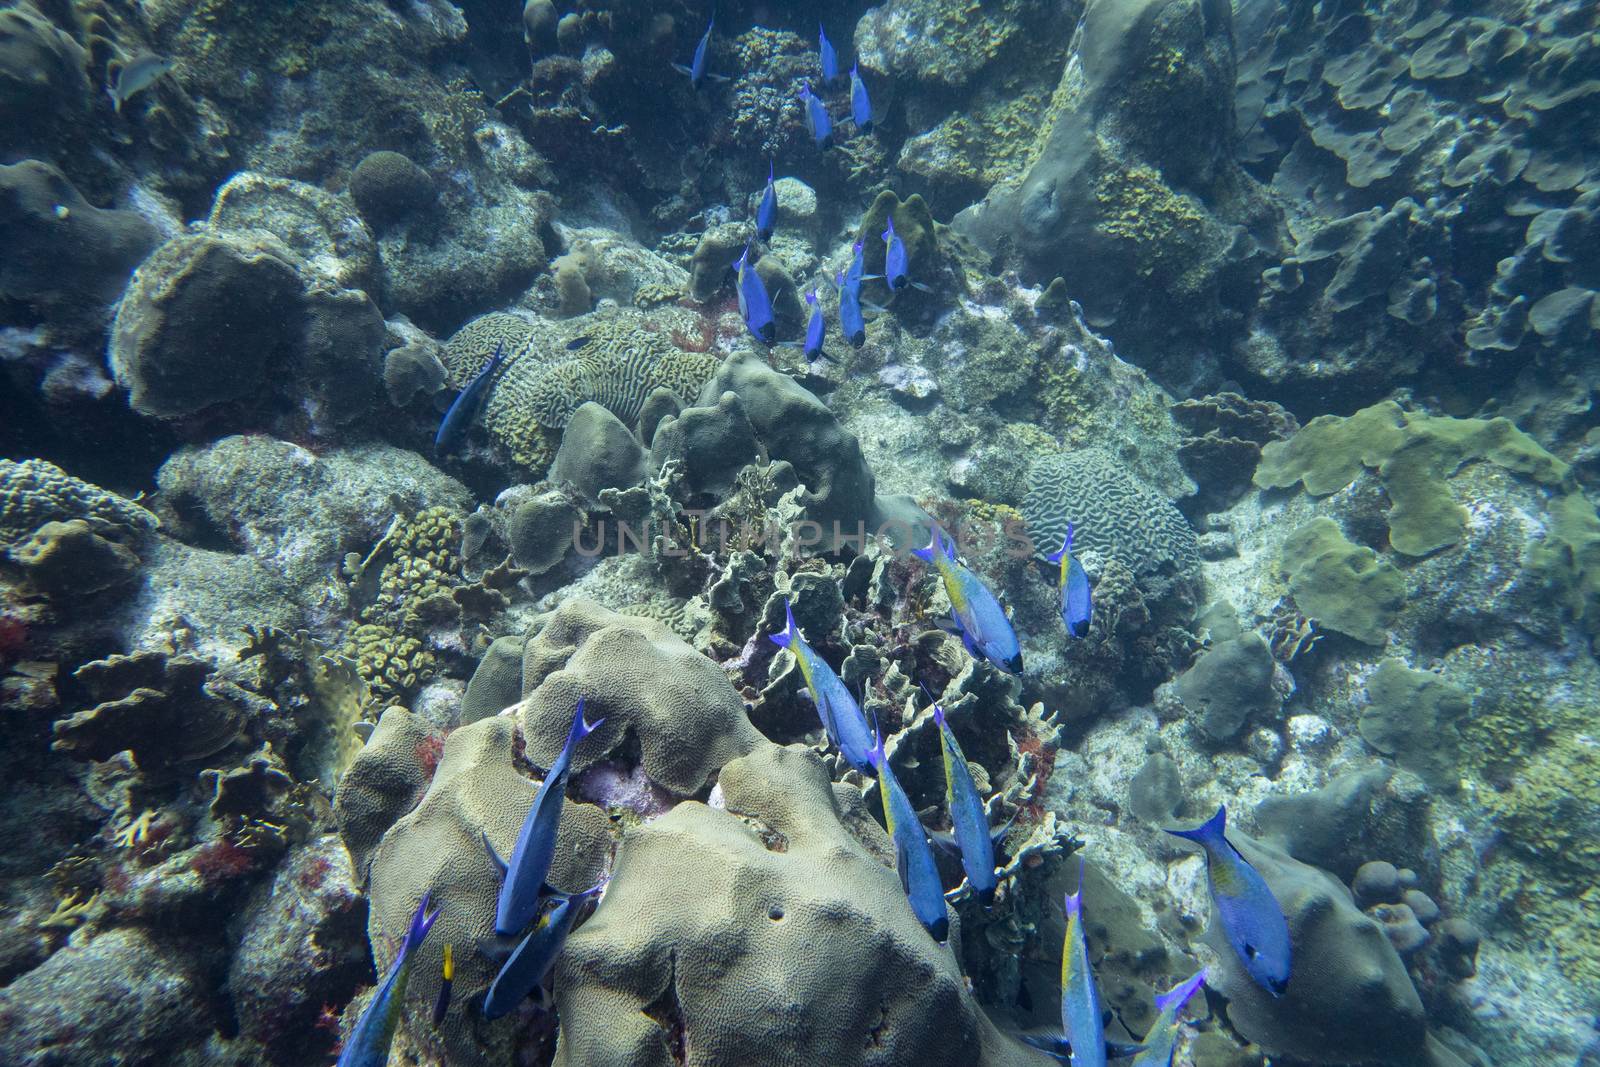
{"left": 569, "top": 698, "right": 604, "bottom": 744}
{"left": 769, "top": 599, "right": 797, "bottom": 648}
{"left": 920, "top": 683, "right": 946, "bottom": 729}
{"left": 866, "top": 709, "right": 885, "bottom": 770}
{"left": 910, "top": 525, "right": 944, "bottom": 563}
{"left": 406, "top": 891, "right": 440, "bottom": 956}
{"left": 1063, "top": 855, "right": 1085, "bottom": 917}
{"left": 1165, "top": 804, "right": 1227, "bottom": 847}
{"left": 1153, "top": 967, "right": 1208, "bottom": 1016}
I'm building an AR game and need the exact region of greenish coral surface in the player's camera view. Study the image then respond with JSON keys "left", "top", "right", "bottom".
{"left": 1358, "top": 659, "right": 1469, "bottom": 791}
{"left": 1255, "top": 400, "right": 1569, "bottom": 555}
{"left": 1523, "top": 491, "right": 1600, "bottom": 637}
{"left": 1280, "top": 518, "right": 1404, "bottom": 645}
{"left": 1093, "top": 160, "right": 1214, "bottom": 294}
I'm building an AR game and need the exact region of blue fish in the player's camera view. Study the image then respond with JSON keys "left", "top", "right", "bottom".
{"left": 928, "top": 694, "right": 1009, "bottom": 907}
{"left": 735, "top": 242, "right": 776, "bottom": 346}
{"left": 850, "top": 63, "right": 872, "bottom": 131}
{"left": 867, "top": 719, "right": 948, "bottom": 941}
{"left": 1166, "top": 806, "right": 1291, "bottom": 997}
{"left": 883, "top": 216, "right": 932, "bottom": 294}
{"left": 435, "top": 341, "right": 505, "bottom": 455}
{"left": 836, "top": 271, "right": 865, "bottom": 347}
{"left": 1047, "top": 524, "right": 1092, "bottom": 638}
{"left": 845, "top": 236, "right": 869, "bottom": 287}
{"left": 1059, "top": 861, "right": 1107, "bottom": 1067}
{"left": 1131, "top": 969, "right": 1208, "bottom": 1067}
{"left": 672, "top": 15, "right": 725, "bottom": 88}
{"left": 756, "top": 161, "right": 777, "bottom": 241}
{"left": 801, "top": 288, "right": 829, "bottom": 361}
{"left": 884, "top": 216, "right": 909, "bottom": 291}
{"left": 770, "top": 599, "right": 874, "bottom": 774}
{"left": 911, "top": 527, "right": 1023, "bottom": 674}
{"left": 834, "top": 240, "right": 871, "bottom": 347}
{"left": 483, "top": 882, "right": 604, "bottom": 1020}
{"left": 485, "top": 701, "right": 604, "bottom": 937}
{"left": 819, "top": 26, "right": 839, "bottom": 83}
{"left": 800, "top": 80, "right": 833, "bottom": 148}
{"left": 337, "top": 893, "right": 439, "bottom": 1067}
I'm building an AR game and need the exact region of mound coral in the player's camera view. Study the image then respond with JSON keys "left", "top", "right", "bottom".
{"left": 1279, "top": 518, "right": 1404, "bottom": 646}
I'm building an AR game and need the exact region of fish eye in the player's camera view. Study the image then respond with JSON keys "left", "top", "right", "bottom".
{"left": 1244, "top": 943, "right": 1259, "bottom": 960}
{"left": 768, "top": 905, "right": 785, "bottom": 922}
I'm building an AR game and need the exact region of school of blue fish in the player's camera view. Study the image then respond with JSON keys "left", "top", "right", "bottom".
{"left": 342, "top": 16, "right": 1299, "bottom": 1067}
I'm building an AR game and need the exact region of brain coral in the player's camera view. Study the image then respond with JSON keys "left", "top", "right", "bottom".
{"left": 440, "top": 311, "right": 717, "bottom": 465}
{"left": 552, "top": 741, "right": 1045, "bottom": 1067}
{"left": 516, "top": 599, "right": 763, "bottom": 796}
{"left": 0, "top": 458, "right": 157, "bottom": 546}
{"left": 1022, "top": 449, "right": 1200, "bottom": 579}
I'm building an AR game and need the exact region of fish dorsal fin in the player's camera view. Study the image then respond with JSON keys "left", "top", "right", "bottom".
{"left": 482, "top": 830, "right": 508, "bottom": 878}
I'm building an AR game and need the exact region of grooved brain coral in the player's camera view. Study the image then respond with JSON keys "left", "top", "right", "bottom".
{"left": 0, "top": 458, "right": 158, "bottom": 546}
{"left": 1022, "top": 449, "right": 1200, "bottom": 578}
{"left": 440, "top": 310, "right": 718, "bottom": 463}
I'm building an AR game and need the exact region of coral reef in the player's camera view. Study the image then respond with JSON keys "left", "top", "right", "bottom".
{"left": 555, "top": 742, "right": 1040, "bottom": 1067}
{"left": 1206, "top": 830, "right": 1427, "bottom": 1064}
{"left": 0, "top": 159, "right": 158, "bottom": 317}
{"left": 439, "top": 310, "right": 717, "bottom": 469}
{"left": 1256, "top": 401, "right": 1569, "bottom": 557}
{"left": 1358, "top": 660, "right": 1470, "bottom": 792}
{"left": 2, "top": 0, "right": 1598, "bottom": 1064}
{"left": 1023, "top": 449, "right": 1201, "bottom": 606}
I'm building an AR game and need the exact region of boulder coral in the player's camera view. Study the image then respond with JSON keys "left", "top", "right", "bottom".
{"left": 553, "top": 742, "right": 1046, "bottom": 1067}
{"left": 0, "top": 159, "right": 158, "bottom": 313}
{"left": 1209, "top": 830, "right": 1428, "bottom": 1065}
{"left": 0, "top": 457, "right": 157, "bottom": 547}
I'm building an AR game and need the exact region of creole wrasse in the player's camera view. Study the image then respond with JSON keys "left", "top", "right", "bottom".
{"left": 928, "top": 693, "right": 1010, "bottom": 906}
{"left": 337, "top": 893, "right": 438, "bottom": 1067}
{"left": 435, "top": 341, "right": 505, "bottom": 455}
{"left": 1166, "top": 806, "right": 1291, "bottom": 997}
{"left": 1047, "top": 523, "right": 1092, "bottom": 639}
{"left": 485, "top": 701, "right": 605, "bottom": 937}
{"left": 482, "top": 881, "right": 605, "bottom": 1020}
{"left": 867, "top": 719, "right": 948, "bottom": 942}
{"left": 770, "top": 599, "right": 873, "bottom": 774}
{"left": 1131, "top": 968, "right": 1208, "bottom": 1067}
{"left": 912, "top": 526, "right": 1023, "bottom": 674}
